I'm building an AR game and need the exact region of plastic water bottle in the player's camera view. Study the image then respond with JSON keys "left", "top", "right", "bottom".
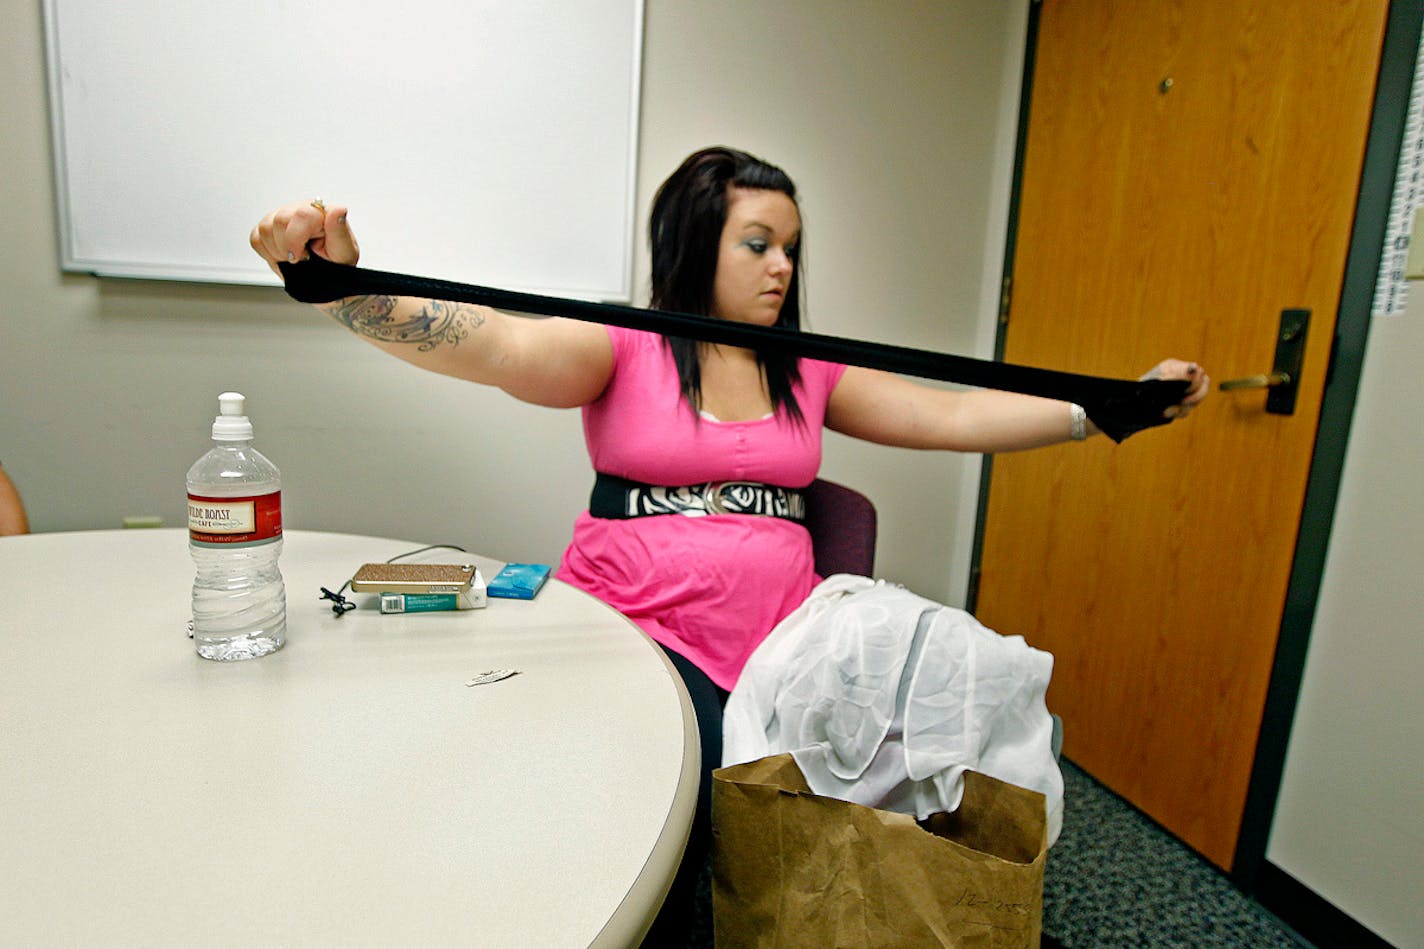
{"left": 186, "top": 392, "right": 286, "bottom": 660}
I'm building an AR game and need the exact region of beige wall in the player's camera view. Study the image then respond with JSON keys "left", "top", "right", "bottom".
{"left": 1, "top": 0, "right": 1023, "bottom": 606}
{"left": 1267, "top": 303, "right": 1424, "bottom": 945}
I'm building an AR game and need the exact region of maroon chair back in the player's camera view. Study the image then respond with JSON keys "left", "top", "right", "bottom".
{"left": 804, "top": 479, "right": 877, "bottom": 578}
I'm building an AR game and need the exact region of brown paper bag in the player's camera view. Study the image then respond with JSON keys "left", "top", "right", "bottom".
{"left": 712, "top": 753, "right": 1046, "bottom": 948}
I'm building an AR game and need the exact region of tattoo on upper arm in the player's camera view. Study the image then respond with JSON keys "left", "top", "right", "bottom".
{"left": 326, "top": 295, "right": 485, "bottom": 352}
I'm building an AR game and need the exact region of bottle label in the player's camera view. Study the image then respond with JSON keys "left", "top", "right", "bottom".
{"left": 187, "top": 491, "right": 282, "bottom": 547}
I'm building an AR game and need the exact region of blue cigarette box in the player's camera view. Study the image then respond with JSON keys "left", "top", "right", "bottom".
{"left": 487, "top": 563, "right": 551, "bottom": 599}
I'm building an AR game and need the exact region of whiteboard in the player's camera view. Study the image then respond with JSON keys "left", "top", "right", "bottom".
{"left": 42, "top": 0, "right": 643, "bottom": 300}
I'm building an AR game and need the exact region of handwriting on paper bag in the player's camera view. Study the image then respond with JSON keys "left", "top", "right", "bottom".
{"left": 953, "top": 889, "right": 1031, "bottom": 918}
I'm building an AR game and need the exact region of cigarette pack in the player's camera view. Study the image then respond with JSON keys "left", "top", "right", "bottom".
{"left": 378, "top": 585, "right": 487, "bottom": 613}
{"left": 487, "top": 563, "right": 552, "bottom": 599}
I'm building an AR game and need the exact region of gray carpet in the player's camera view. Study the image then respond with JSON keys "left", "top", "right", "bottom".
{"left": 674, "top": 758, "right": 1310, "bottom": 948}
{"left": 1043, "top": 759, "right": 1308, "bottom": 948}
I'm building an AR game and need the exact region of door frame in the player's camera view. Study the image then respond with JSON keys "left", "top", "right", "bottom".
{"left": 966, "top": 0, "right": 1423, "bottom": 890}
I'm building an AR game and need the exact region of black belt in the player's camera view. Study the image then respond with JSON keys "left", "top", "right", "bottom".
{"left": 590, "top": 473, "right": 805, "bottom": 521}
{"left": 279, "top": 255, "right": 1189, "bottom": 442}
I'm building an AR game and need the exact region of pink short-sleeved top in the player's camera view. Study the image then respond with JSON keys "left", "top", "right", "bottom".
{"left": 555, "top": 325, "right": 848, "bottom": 690}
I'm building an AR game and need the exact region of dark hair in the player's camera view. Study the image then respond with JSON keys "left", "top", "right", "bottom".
{"left": 648, "top": 146, "right": 805, "bottom": 423}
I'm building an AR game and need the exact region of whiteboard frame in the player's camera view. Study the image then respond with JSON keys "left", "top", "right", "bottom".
{"left": 41, "top": 0, "right": 644, "bottom": 302}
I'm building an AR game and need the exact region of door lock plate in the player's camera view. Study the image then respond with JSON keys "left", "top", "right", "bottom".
{"left": 1266, "top": 308, "right": 1310, "bottom": 415}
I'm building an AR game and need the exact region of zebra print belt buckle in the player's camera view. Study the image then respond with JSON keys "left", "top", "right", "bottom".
{"left": 687, "top": 481, "right": 804, "bottom": 520}
{"left": 702, "top": 480, "right": 763, "bottom": 515}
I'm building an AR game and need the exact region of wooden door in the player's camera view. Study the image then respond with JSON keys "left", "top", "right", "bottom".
{"left": 975, "top": 0, "right": 1389, "bottom": 869}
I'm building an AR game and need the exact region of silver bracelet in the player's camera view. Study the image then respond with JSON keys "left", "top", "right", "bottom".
{"left": 1068, "top": 403, "right": 1088, "bottom": 441}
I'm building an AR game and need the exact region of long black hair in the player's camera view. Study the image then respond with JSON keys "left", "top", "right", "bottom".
{"left": 648, "top": 146, "right": 805, "bottom": 424}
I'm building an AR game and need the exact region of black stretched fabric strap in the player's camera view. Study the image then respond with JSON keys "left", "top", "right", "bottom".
{"left": 279, "top": 254, "right": 1188, "bottom": 442}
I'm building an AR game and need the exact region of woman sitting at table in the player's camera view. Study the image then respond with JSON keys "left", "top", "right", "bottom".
{"left": 251, "top": 145, "right": 1208, "bottom": 944}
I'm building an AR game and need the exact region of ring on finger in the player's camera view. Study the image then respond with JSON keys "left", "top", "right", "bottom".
{"left": 310, "top": 197, "right": 326, "bottom": 215}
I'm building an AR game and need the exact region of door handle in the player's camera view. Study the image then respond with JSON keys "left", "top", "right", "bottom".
{"left": 1216, "top": 308, "right": 1310, "bottom": 415}
{"left": 1219, "top": 371, "right": 1291, "bottom": 391}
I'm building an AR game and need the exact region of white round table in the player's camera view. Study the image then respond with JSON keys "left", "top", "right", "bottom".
{"left": 0, "top": 530, "right": 698, "bottom": 947}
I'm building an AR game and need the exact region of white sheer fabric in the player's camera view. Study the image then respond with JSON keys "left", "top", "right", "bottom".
{"left": 723, "top": 575, "right": 1063, "bottom": 845}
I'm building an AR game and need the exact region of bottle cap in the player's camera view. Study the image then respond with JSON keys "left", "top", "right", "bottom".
{"left": 212, "top": 391, "right": 254, "bottom": 441}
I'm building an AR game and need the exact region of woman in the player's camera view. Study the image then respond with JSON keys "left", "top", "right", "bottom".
{"left": 252, "top": 145, "right": 1208, "bottom": 942}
